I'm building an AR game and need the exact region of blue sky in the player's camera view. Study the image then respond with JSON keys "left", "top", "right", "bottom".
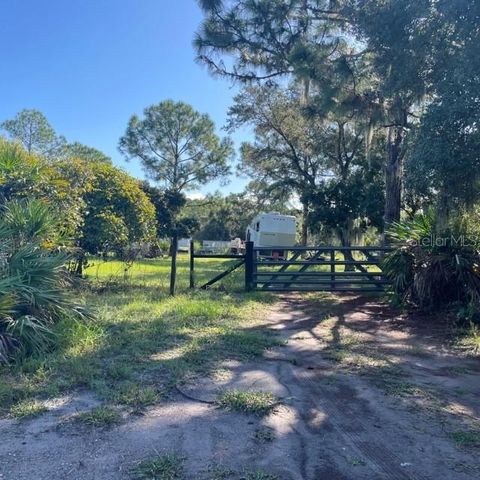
{"left": 0, "top": 0, "right": 251, "bottom": 195}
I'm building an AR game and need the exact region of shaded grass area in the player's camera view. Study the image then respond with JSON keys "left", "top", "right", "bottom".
{"left": 449, "top": 430, "right": 480, "bottom": 449}
{"left": 242, "top": 472, "right": 279, "bottom": 480}
{"left": 85, "top": 254, "right": 245, "bottom": 291}
{"left": 0, "top": 257, "right": 279, "bottom": 416}
{"left": 455, "top": 324, "right": 480, "bottom": 355}
{"left": 193, "top": 463, "right": 279, "bottom": 480}
{"left": 253, "top": 427, "right": 276, "bottom": 443}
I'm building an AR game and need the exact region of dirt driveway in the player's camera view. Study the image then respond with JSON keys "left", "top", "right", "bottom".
{"left": 1, "top": 294, "right": 479, "bottom": 479}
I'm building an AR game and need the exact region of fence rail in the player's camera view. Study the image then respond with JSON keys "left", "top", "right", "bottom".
{"left": 189, "top": 240, "right": 245, "bottom": 290}
{"left": 245, "top": 243, "right": 391, "bottom": 292}
{"left": 189, "top": 241, "right": 391, "bottom": 293}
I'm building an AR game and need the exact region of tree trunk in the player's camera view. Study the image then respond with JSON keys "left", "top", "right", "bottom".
{"left": 436, "top": 185, "right": 450, "bottom": 233}
{"left": 338, "top": 227, "right": 355, "bottom": 272}
{"left": 301, "top": 201, "right": 309, "bottom": 246}
{"left": 74, "top": 251, "right": 85, "bottom": 276}
{"left": 384, "top": 125, "right": 404, "bottom": 234}
{"left": 169, "top": 233, "right": 178, "bottom": 296}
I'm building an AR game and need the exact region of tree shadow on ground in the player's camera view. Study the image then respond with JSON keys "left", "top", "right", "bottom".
{"left": 269, "top": 293, "right": 480, "bottom": 432}
{"left": 2, "top": 291, "right": 480, "bottom": 479}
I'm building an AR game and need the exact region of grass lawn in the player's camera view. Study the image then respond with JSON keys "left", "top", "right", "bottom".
{"left": 0, "top": 255, "right": 279, "bottom": 416}
{"left": 85, "top": 253, "right": 246, "bottom": 290}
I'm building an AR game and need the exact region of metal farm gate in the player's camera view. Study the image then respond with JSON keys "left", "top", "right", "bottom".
{"left": 190, "top": 241, "right": 391, "bottom": 293}
{"left": 244, "top": 242, "right": 391, "bottom": 293}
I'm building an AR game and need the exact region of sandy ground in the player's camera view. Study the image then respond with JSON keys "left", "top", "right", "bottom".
{"left": 1, "top": 294, "right": 479, "bottom": 479}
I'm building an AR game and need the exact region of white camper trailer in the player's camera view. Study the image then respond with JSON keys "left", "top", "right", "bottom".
{"left": 246, "top": 212, "right": 296, "bottom": 258}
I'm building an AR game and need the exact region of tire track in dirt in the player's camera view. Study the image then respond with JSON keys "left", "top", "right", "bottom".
{"left": 262, "top": 294, "right": 465, "bottom": 480}
{"left": 291, "top": 360, "right": 426, "bottom": 480}
{"left": 262, "top": 333, "right": 426, "bottom": 480}
{"left": 273, "top": 361, "right": 309, "bottom": 480}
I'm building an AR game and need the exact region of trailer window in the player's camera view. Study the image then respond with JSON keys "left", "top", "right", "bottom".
{"left": 256, "top": 222, "right": 260, "bottom": 232}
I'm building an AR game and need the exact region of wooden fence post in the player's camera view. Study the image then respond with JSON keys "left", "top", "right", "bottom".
{"left": 169, "top": 233, "right": 178, "bottom": 296}
{"left": 330, "top": 248, "right": 336, "bottom": 290}
{"left": 245, "top": 241, "right": 254, "bottom": 291}
{"left": 189, "top": 239, "right": 195, "bottom": 289}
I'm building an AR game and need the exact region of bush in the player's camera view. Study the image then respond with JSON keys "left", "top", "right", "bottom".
{"left": 0, "top": 138, "right": 85, "bottom": 240}
{"left": 383, "top": 212, "right": 480, "bottom": 311}
{"left": 0, "top": 199, "right": 89, "bottom": 362}
{"left": 78, "top": 162, "right": 157, "bottom": 257}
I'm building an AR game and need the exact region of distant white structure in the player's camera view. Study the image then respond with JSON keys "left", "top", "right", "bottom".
{"left": 177, "top": 238, "right": 191, "bottom": 252}
{"left": 246, "top": 212, "right": 296, "bottom": 248}
{"left": 201, "top": 240, "right": 231, "bottom": 254}
{"left": 230, "top": 237, "right": 244, "bottom": 254}
{"left": 200, "top": 239, "right": 245, "bottom": 255}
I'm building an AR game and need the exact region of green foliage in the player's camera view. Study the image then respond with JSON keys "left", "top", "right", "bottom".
{"left": 195, "top": 0, "right": 429, "bottom": 230}
{"left": 0, "top": 151, "right": 158, "bottom": 263}
{"left": 228, "top": 83, "right": 384, "bottom": 245}
{"left": 61, "top": 141, "right": 112, "bottom": 164}
{"left": 0, "top": 139, "right": 87, "bottom": 242}
{"left": 195, "top": 1, "right": 347, "bottom": 82}
{"left": 1, "top": 109, "right": 66, "bottom": 157}
{"left": 1, "top": 110, "right": 112, "bottom": 165}
{"left": 119, "top": 100, "right": 233, "bottom": 192}
{"left": 0, "top": 199, "right": 89, "bottom": 362}
{"left": 348, "top": 0, "right": 434, "bottom": 101}
{"left": 383, "top": 213, "right": 480, "bottom": 311}
{"left": 141, "top": 183, "right": 199, "bottom": 239}
{"left": 463, "top": 207, "right": 480, "bottom": 257}
{"left": 354, "top": 0, "right": 480, "bottom": 224}
{"left": 79, "top": 162, "right": 157, "bottom": 255}
{"left": 0, "top": 257, "right": 277, "bottom": 413}
{"left": 228, "top": 85, "right": 322, "bottom": 204}
{"left": 1, "top": 195, "right": 64, "bottom": 246}
{"left": 114, "top": 383, "right": 159, "bottom": 409}
{"left": 83, "top": 211, "right": 129, "bottom": 254}
{"left": 183, "top": 192, "right": 269, "bottom": 241}
{"left": 455, "top": 324, "right": 480, "bottom": 354}
{"left": 119, "top": 100, "right": 233, "bottom": 294}
{"left": 306, "top": 161, "right": 384, "bottom": 244}
{"left": 197, "top": 0, "right": 480, "bottom": 232}
{"left": 405, "top": 0, "right": 480, "bottom": 215}
{"left": 0, "top": 138, "right": 66, "bottom": 203}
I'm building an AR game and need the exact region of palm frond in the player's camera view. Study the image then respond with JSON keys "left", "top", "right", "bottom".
{"left": 0, "top": 199, "right": 90, "bottom": 362}
{"left": 5, "top": 315, "right": 55, "bottom": 357}
{"left": 383, "top": 213, "right": 480, "bottom": 311}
